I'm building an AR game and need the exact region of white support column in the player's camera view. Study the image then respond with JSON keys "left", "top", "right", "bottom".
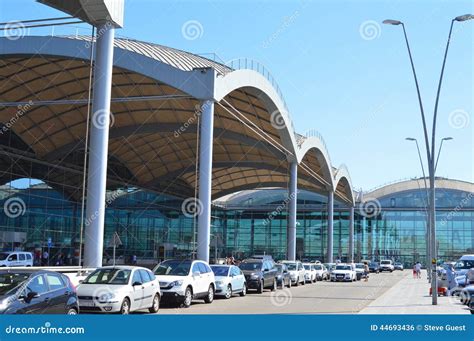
{"left": 349, "top": 206, "right": 354, "bottom": 262}
{"left": 197, "top": 100, "right": 214, "bottom": 262}
{"left": 287, "top": 162, "right": 298, "bottom": 261}
{"left": 83, "top": 23, "right": 115, "bottom": 268}
{"left": 327, "top": 191, "right": 334, "bottom": 263}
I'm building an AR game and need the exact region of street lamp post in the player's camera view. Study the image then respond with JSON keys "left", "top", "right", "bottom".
{"left": 384, "top": 15, "right": 472, "bottom": 305}
{"left": 435, "top": 137, "right": 453, "bottom": 172}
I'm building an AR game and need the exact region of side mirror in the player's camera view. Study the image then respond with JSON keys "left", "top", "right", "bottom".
{"left": 24, "top": 291, "right": 38, "bottom": 303}
{"left": 192, "top": 271, "right": 200, "bottom": 277}
{"left": 263, "top": 269, "right": 268, "bottom": 272}
{"left": 132, "top": 281, "right": 142, "bottom": 286}
{"left": 78, "top": 280, "right": 84, "bottom": 284}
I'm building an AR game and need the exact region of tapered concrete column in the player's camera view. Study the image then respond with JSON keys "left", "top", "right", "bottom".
{"left": 326, "top": 191, "right": 334, "bottom": 263}
{"left": 83, "top": 23, "right": 115, "bottom": 268}
{"left": 349, "top": 206, "right": 354, "bottom": 262}
{"left": 287, "top": 162, "right": 298, "bottom": 261}
{"left": 197, "top": 100, "right": 214, "bottom": 262}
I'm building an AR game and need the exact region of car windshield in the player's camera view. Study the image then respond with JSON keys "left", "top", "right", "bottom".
{"left": 381, "top": 261, "right": 390, "bottom": 265}
{"left": 356, "top": 264, "right": 364, "bottom": 269}
{"left": 454, "top": 260, "right": 474, "bottom": 270}
{"left": 336, "top": 265, "right": 351, "bottom": 270}
{"left": 0, "top": 253, "right": 10, "bottom": 261}
{"left": 369, "top": 262, "right": 378, "bottom": 266}
{"left": 275, "top": 264, "right": 283, "bottom": 271}
{"left": 0, "top": 272, "right": 30, "bottom": 295}
{"left": 314, "top": 265, "right": 322, "bottom": 270}
{"left": 239, "top": 262, "right": 261, "bottom": 271}
{"left": 284, "top": 263, "right": 297, "bottom": 270}
{"left": 155, "top": 261, "right": 191, "bottom": 276}
{"left": 211, "top": 266, "right": 229, "bottom": 277}
{"left": 83, "top": 268, "right": 131, "bottom": 285}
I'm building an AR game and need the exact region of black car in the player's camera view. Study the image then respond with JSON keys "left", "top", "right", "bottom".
{"left": 0, "top": 270, "right": 79, "bottom": 314}
{"left": 275, "top": 264, "right": 291, "bottom": 289}
{"left": 239, "top": 258, "right": 277, "bottom": 293}
{"left": 368, "top": 262, "right": 380, "bottom": 273}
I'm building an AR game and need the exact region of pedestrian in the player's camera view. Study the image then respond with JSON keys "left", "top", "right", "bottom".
{"left": 42, "top": 250, "right": 49, "bottom": 266}
{"left": 412, "top": 264, "right": 417, "bottom": 279}
{"left": 55, "top": 253, "right": 64, "bottom": 266}
{"left": 131, "top": 254, "right": 137, "bottom": 265}
{"left": 364, "top": 262, "right": 369, "bottom": 282}
{"left": 415, "top": 262, "right": 422, "bottom": 279}
{"left": 446, "top": 264, "right": 458, "bottom": 295}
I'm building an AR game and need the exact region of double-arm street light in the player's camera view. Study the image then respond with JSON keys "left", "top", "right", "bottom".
{"left": 384, "top": 14, "right": 473, "bottom": 305}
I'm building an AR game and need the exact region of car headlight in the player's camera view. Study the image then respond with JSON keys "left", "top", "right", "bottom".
{"left": 250, "top": 274, "right": 259, "bottom": 280}
{"left": 170, "top": 280, "right": 183, "bottom": 288}
{"left": 98, "top": 293, "right": 115, "bottom": 303}
{"left": 0, "top": 299, "right": 9, "bottom": 311}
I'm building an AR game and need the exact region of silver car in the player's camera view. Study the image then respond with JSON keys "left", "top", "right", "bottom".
{"left": 211, "top": 265, "right": 246, "bottom": 299}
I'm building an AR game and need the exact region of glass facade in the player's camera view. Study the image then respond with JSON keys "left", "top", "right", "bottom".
{"left": 0, "top": 180, "right": 472, "bottom": 267}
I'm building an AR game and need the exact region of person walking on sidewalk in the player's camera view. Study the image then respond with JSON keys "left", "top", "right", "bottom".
{"left": 415, "top": 262, "right": 422, "bottom": 279}
{"left": 412, "top": 264, "right": 417, "bottom": 279}
{"left": 363, "top": 262, "right": 369, "bottom": 282}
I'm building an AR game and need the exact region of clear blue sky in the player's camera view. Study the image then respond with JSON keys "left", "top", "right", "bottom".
{"left": 1, "top": 0, "right": 472, "bottom": 190}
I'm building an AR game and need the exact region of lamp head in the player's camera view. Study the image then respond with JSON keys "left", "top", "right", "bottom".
{"left": 442, "top": 137, "right": 453, "bottom": 141}
{"left": 455, "top": 14, "right": 474, "bottom": 22}
{"left": 383, "top": 19, "right": 402, "bottom": 25}
{"left": 405, "top": 137, "right": 416, "bottom": 141}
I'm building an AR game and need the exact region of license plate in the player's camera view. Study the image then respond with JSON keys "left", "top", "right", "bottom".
{"left": 80, "top": 301, "right": 95, "bottom": 307}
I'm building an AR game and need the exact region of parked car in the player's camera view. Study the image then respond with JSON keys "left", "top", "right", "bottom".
{"left": 210, "top": 265, "right": 246, "bottom": 299}
{"left": 368, "top": 262, "right": 380, "bottom": 273}
{"left": 275, "top": 263, "right": 291, "bottom": 288}
{"left": 78, "top": 266, "right": 160, "bottom": 314}
{"left": 330, "top": 264, "right": 356, "bottom": 282}
{"left": 323, "top": 263, "right": 336, "bottom": 275}
{"left": 0, "top": 252, "right": 33, "bottom": 267}
{"left": 394, "top": 262, "right": 404, "bottom": 271}
{"left": 379, "top": 260, "right": 394, "bottom": 272}
{"left": 281, "top": 261, "right": 305, "bottom": 286}
{"left": 314, "top": 263, "right": 329, "bottom": 281}
{"left": 303, "top": 263, "right": 317, "bottom": 283}
{"left": 453, "top": 255, "right": 474, "bottom": 278}
{"left": 354, "top": 263, "right": 366, "bottom": 280}
{"left": 0, "top": 269, "right": 78, "bottom": 314}
{"left": 154, "top": 260, "right": 214, "bottom": 308}
{"left": 239, "top": 258, "right": 277, "bottom": 293}
{"left": 459, "top": 285, "right": 474, "bottom": 305}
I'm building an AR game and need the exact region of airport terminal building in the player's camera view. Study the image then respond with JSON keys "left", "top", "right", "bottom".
{"left": 0, "top": 177, "right": 472, "bottom": 267}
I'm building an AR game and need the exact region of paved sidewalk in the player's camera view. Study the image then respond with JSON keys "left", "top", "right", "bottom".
{"left": 359, "top": 270, "right": 470, "bottom": 314}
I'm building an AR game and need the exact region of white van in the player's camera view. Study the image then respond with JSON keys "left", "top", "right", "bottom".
{"left": 0, "top": 251, "right": 33, "bottom": 267}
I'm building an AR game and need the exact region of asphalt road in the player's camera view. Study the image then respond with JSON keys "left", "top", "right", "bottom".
{"left": 156, "top": 271, "right": 407, "bottom": 314}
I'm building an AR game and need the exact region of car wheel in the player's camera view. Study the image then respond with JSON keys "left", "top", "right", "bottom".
{"left": 225, "top": 284, "right": 232, "bottom": 299}
{"left": 120, "top": 298, "right": 130, "bottom": 315}
{"left": 287, "top": 278, "right": 291, "bottom": 288}
{"left": 183, "top": 287, "right": 193, "bottom": 308}
{"left": 271, "top": 278, "right": 277, "bottom": 291}
{"left": 66, "top": 308, "right": 77, "bottom": 315}
{"left": 149, "top": 293, "right": 160, "bottom": 313}
{"left": 257, "top": 280, "right": 264, "bottom": 293}
{"left": 240, "top": 284, "right": 247, "bottom": 297}
{"left": 295, "top": 278, "right": 299, "bottom": 287}
{"left": 302, "top": 277, "right": 305, "bottom": 285}
{"left": 204, "top": 284, "right": 214, "bottom": 303}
